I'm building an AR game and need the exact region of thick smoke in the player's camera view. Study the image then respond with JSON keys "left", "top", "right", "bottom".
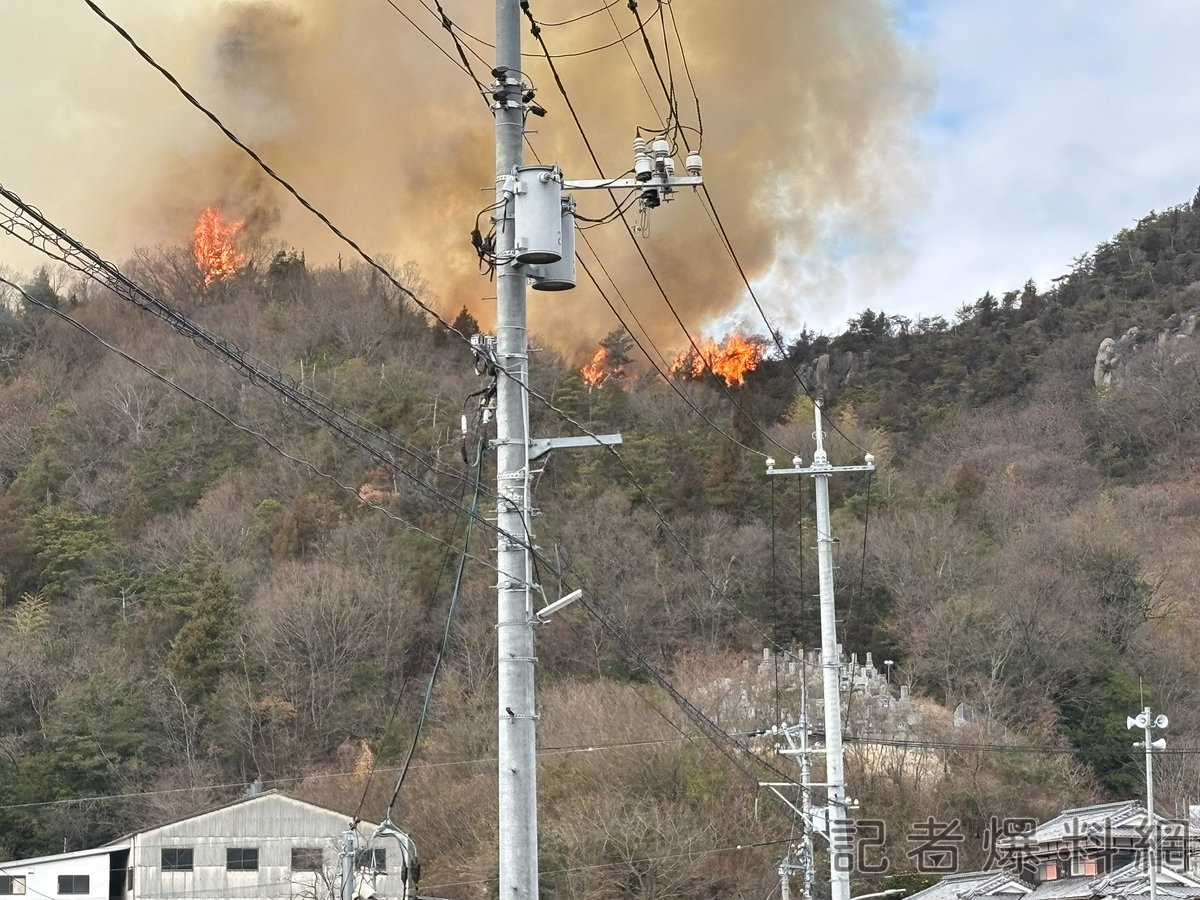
{"left": 3, "top": 1, "right": 928, "bottom": 358}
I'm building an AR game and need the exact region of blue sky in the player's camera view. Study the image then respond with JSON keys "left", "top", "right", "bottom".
{"left": 785, "top": 0, "right": 1200, "bottom": 333}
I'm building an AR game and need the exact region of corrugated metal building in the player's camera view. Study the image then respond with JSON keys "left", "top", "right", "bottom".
{"left": 0, "top": 792, "right": 413, "bottom": 900}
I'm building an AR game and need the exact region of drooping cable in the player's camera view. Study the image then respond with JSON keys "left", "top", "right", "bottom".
{"left": 0, "top": 275, "right": 499, "bottom": 570}
{"left": 77, "top": 0, "right": 707, "bottom": 524}
{"left": 70, "top": 0, "right": 832, "bottom": 801}
{"left": 385, "top": 434, "right": 486, "bottom": 818}
{"left": 626, "top": 0, "right": 688, "bottom": 151}
{"left": 841, "top": 472, "right": 875, "bottom": 639}
{"left": 435, "top": 1, "right": 664, "bottom": 58}
{"left": 664, "top": 0, "right": 703, "bottom": 150}
{"left": 539, "top": 0, "right": 623, "bottom": 27}
{"left": 0, "top": 189, "right": 509, "bottom": 523}
{"left": 521, "top": 0, "right": 789, "bottom": 460}
{"left": 696, "top": 184, "right": 870, "bottom": 455}
{"left": 379, "top": 0, "right": 485, "bottom": 88}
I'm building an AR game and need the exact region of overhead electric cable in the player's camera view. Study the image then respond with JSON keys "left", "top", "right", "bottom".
{"left": 0, "top": 275, "right": 498, "bottom": 571}
{"left": 539, "top": 0, "right": 623, "bottom": 27}
{"left": 380, "top": 0, "right": 483, "bottom": 86}
{"left": 0, "top": 189, "right": 509, "bottom": 520}
{"left": 664, "top": 0, "right": 702, "bottom": 148}
{"left": 77, "top": 0, "right": 708, "bottom": 529}
{"left": 435, "top": 2, "right": 664, "bottom": 58}
{"left": 385, "top": 434, "right": 485, "bottom": 818}
{"left": 521, "top": 0, "right": 789, "bottom": 460}
{"left": 71, "top": 0, "right": 836, "bottom": 803}
{"left": 626, "top": 0, "right": 688, "bottom": 151}
{"left": 696, "top": 188, "right": 870, "bottom": 455}
{"left": 419, "top": 838, "right": 793, "bottom": 892}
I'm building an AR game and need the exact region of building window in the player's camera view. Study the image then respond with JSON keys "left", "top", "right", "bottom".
{"left": 58, "top": 876, "right": 89, "bottom": 895}
{"left": 355, "top": 849, "right": 386, "bottom": 871}
{"left": 162, "top": 849, "right": 194, "bottom": 872}
{"left": 0, "top": 877, "right": 27, "bottom": 896}
{"left": 1070, "top": 857, "right": 1098, "bottom": 877}
{"left": 1040, "top": 863, "right": 1058, "bottom": 882}
{"left": 291, "top": 848, "right": 324, "bottom": 872}
{"left": 226, "top": 848, "right": 259, "bottom": 872}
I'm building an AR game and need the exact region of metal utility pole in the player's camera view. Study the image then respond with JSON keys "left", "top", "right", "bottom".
{"left": 767, "top": 401, "right": 874, "bottom": 900}
{"left": 492, "top": 1, "right": 538, "bottom": 896}
{"left": 766, "top": 667, "right": 817, "bottom": 900}
{"left": 1128, "top": 707, "right": 1169, "bottom": 900}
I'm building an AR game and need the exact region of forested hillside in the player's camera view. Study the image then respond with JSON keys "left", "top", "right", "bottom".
{"left": 3, "top": 189, "right": 1200, "bottom": 897}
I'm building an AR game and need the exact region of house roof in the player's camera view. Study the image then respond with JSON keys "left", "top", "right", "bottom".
{"left": 1026, "top": 877, "right": 1097, "bottom": 900}
{"left": 102, "top": 789, "right": 375, "bottom": 846}
{"left": 906, "top": 870, "right": 1033, "bottom": 900}
{"left": 0, "top": 843, "right": 130, "bottom": 868}
{"left": 1000, "top": 802, "right": 1146, "bottom": 849}
{"left": 1091, "top": 862, "right": 1200, "bottom": 895}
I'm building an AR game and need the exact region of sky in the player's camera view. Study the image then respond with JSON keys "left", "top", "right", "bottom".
{"left": 837, "top": 0, "right": 1200, "bottom": 332}
{"left": 3, "top": 1, "right": 1200, "bottom": 344}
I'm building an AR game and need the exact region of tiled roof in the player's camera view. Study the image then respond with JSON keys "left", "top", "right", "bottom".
{"left": 999, "top": 802, "right": 1145, "bottom": 848}
{"left": 1025, "top": 877, "right": 1097, "bottom": 900}
{"left": 906, "top": 871, "right": 1032, "bottom": 900}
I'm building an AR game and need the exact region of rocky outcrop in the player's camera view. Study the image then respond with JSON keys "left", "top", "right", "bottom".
{"left": 1094, "top": 308, "right": 1200, "bottom": 388}
{"left": 797, "top": 349, "right": 870, "bottom": 397}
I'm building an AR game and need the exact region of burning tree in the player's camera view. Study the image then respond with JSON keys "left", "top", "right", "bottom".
{"left": 670, "top": 333, "right": 765, "bottom": 386}
{"left": 193, "top": 206, "right": 246, "bottom": 287}
{"left": 579, "top": 328, "right": 633, "bottom": 388}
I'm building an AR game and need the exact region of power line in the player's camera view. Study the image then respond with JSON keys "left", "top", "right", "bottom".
{"left": 697, "top": 182, "right": 871, "bottom": 458}
{"left": 418, "top": 837, "right": 792, "bottom": 891}
{"left": 0, "top": 275, "right": 497, "bottom": 572}
{"left": 434, "top": 2, "right": 665, "bottom": 59}
{"left": 0, "top": 195, "right": 517, "bottom": 542}
{"left": 540, "top": 0, "right": 623, "bottom": 28}
{"left": 602, "top": 0, "right": 664, "bottom": 124}
{"left": 390, "top": 0, "right": 802, "bottom": 672}
{"left": 70, "top": 0, "right": 823, "bottom": 812}
{"left": 663, "top": 0, "right": 703, "bottom": 150}
{"left": 0, "top": 729, "right": 766, "bottom": 814}
{"left": 521, "top": 0, "right": 789, "bottom": 461}
{"left": 76, "top": 0, "right": 709, "bottom": 547}
{"left": 625, "top": 0, "right": 689, "bottom": 152}
{"left": 379, "top": 0, "right": 483, "bottom": 89}
{"left": 576, "top": 251, "right": 763, "bottom": 456}
{"left": 627, "top": 3, "right": 864, "bottom": 456}
{"left": 384, "top": 435, "right": 484, "bottom": 819}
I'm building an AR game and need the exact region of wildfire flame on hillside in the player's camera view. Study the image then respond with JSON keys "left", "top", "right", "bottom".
{"left": 193, "top": 206, "right": 247, "bottom": 287}
{"left": 671, "top": 334, "right": 764, "bottom": 386}
{"left": 581, "top": 347, "right": 607, "bottom": 387}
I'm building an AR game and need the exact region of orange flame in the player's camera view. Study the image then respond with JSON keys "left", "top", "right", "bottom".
{"left": 193, "top": 206, "right": 246, "bottom": 287}
{"left": 581, "top": 347, "right": 607, "bottom": 387}
{"left": 670, "top": 333, "right": 764, "bottom": 386}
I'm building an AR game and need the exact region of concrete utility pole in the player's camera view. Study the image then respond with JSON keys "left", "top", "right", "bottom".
{"left": 492, "top": 1, "right": 538, "bottom": 897}
{"left": 767, "top": 401, "right": 874, "bottom": 900}
{"left": 338, "top": 829, "right": 356, "bottom": 900}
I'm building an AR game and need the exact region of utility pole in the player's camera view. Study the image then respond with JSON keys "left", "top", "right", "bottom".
{"left": 765, "top": 665, "right": 817, "bottom": 900}
{"left": 492, "top": 2, "right": 538, "bottom": 897}
{"left": 1128, "top": 706, "right": 1169, "bottom": 900}
{"left": 484, "top": 6, "right": 694, "bottom": 893}
{"left": 766, "top": 401, "right": 874, "bottom": 900}
{"left": 338, "top": 829, "right": 357, "bottom": 900}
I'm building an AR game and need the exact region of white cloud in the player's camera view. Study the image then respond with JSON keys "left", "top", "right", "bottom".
{"left": 780, "top": 0, "right": 1200, "bottom": 334}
